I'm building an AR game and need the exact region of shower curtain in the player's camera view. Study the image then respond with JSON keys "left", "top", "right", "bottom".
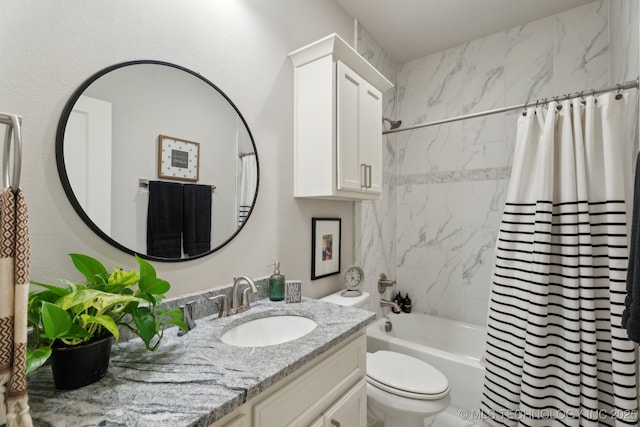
{"left": 239, "top": 154, "right": 256, "bottom": 227}
{"left": 481, "top": 93, "right": 638, "bottom": 426}
{"left": 0, "top": 188, "right": 32, "bottom": 426}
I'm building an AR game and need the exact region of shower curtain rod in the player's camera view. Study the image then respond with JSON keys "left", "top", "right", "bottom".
{"left": 382, "top": 78, "right": 640, "bottom": 135}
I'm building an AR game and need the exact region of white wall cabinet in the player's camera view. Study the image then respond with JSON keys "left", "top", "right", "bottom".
{"left": 289, "top": 33, "right": 393, "bottom": 201}
{"left": 209, "top": 331, "right": 367, "bottom": 427}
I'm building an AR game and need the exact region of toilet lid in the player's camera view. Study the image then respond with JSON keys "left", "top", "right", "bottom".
{"left": 320, "top": 291, "right": 370, "bottom": 308}
{"left": 367, "top": 351, "right": 449, "bottom": 400}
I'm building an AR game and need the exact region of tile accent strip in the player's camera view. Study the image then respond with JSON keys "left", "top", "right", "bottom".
{"left": 395, "top": 166, "right": 511, "bottom": 185}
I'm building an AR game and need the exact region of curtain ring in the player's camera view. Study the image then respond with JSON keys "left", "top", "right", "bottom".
{"left": 616, "top": 83, "right": 623, "bottom": 100}
{"left": 522, "top": 100, "right": 528, "bottom": 116}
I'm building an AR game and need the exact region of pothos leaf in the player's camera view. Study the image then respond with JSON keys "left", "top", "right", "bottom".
{"left": 69, "top": 253, "right": 109, "bottom": 285}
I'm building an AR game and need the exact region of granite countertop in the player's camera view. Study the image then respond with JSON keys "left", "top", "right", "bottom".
{"left": 26, "top": 297, "right": 375, "bottom": 427}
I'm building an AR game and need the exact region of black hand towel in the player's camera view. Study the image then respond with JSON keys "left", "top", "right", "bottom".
{"left": 623, "top": 151, "right": 640, "bottom": 343}
{"left": 147, "top": 181, "right": 183, "bottom": 258}
{"left": 183, "top": 184, "right": 212, "bottom": 256}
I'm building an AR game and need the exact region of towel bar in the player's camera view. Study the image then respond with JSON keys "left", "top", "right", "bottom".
{"left": 139, "top": 178, "right": 216, "bottom": 192}
{"left": 0, "top": 112, "right": 22, "bottom": 193}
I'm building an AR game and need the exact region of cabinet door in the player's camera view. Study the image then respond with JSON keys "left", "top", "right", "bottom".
{"left": 220, "top": 414, "right": 249, "bottom": 427}
{"left": 358, "top": 80, "right": 382, "bottom": 194}
{"left": 336, "top": 61, "right": 363, "bottom": 192}
{"left": 308, "top": 417, "right": 325, "bottom": 427}
{"left": 322, "top": 379, "right": 367, "bottom": 427}
{"left": 337, "top": 61, "right": 383, "bottom": 195}
{"left": 207, "top": 411, "right": 250, "bottom": 427}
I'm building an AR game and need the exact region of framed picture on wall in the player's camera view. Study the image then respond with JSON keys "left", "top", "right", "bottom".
{"left": 311, "top": 217, "right": 341, "bottom": 280}
{"left": 157, "top": 135, "right": 200, "bottom": 182}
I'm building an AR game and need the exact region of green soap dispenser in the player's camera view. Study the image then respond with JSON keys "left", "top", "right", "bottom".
{"left": 269, "top": 261, "right": 285, "bottom": 301}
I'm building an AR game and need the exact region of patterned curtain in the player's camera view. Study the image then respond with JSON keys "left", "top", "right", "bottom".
{"left": 0, "top": 188, "right": 33, "bottom": 426}
{"left": 481, "top": 93, "right": 638, "bottom": 426}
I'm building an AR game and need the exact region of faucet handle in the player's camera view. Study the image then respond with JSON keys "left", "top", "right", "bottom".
{"left": 178, "top": 301, "right": 196, "bottom": 336}
{"left": 237, "top": 284, "right": 260, "bottom": 314}
{"left": 378, "top": 273, "right": 397, "bottom": 293}
{"left": 208, "top": 294, "right": 229, "bottom": 318}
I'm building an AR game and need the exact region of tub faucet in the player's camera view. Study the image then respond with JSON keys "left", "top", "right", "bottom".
{"left": 231, "top": 276, "right": 259, "bottom": 315}
{"left": 380, "top": 298, "right": 401, "bottom": 314}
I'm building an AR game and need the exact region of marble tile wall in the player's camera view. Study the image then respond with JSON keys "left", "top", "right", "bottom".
{"left": 355, "top": 23, "right": 399, "bottom": 317}
{"left": 611, "top": 0, "right": 640, "bottom": 181}
{"left": 357, "top": 0, "right": 638, "bottom": 325}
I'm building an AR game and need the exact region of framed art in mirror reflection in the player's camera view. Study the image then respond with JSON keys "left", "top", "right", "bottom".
{"left": 158, "top": 134, "right": 200, "bottom": 182}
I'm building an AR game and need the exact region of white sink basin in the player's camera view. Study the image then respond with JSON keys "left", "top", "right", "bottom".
{"left": 220, "top": 315, "right": 318, "bottom": 347}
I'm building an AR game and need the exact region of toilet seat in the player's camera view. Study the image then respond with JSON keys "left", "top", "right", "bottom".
{"left": 367, "top": 351, "right": 449, "bottom": 400}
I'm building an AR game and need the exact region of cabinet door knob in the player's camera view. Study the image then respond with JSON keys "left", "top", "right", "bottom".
{"left": 366, "top": 164, "right": 372, "bottom": 188}
{"left": 330, "top": 420, "right": 341, "bottom": 427}
{"left": 360, "top": 163, "right": 367, "bottom": 188}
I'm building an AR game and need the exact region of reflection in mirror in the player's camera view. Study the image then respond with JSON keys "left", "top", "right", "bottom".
{"left": 56, "top": 61, "right": 259, "bottom": 261}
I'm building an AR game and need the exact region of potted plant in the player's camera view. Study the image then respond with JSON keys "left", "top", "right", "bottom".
{"left": 26, "top": 253, "right": 186, "bottom": 389}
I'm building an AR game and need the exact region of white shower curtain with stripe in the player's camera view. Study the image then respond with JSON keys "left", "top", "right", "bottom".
{"left": 481, "top": 93, "right": 638, "bottom": 426}
{"left": 238, "top": 154, "right": 256, "bottom": 226}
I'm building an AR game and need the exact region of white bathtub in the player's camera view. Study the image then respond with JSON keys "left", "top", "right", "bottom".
{"left": 366, "top": 312, "right": 486, "bottom": 411}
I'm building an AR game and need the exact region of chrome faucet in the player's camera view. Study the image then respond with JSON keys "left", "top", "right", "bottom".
{"left": 380, "top": 298, "right": 401, "bottom": 314}
{"left": 178, "top": 301, "right": 196, "bottom": 335}
{"left": 231, "top": 276, "right": 259, "bottom": 315}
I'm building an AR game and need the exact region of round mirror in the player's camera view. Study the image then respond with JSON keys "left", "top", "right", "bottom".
{"left": 56, "top": 60, "right": 259, "bottom": 261}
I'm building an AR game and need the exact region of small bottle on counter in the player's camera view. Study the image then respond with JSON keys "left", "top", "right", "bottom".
{"left": 268, "top": 261, "right": 285, "bottom": 301}
{"left": 401, "top": 293, "right": 412, "bottom": 313}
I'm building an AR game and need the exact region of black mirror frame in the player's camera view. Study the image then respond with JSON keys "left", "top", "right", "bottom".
{"left": 55, "top": 60, "right": 260, "bottom": 262}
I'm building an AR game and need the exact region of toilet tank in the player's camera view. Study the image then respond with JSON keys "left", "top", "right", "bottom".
{"left": 320, "top": 290, "right": 370, "bottom": 310}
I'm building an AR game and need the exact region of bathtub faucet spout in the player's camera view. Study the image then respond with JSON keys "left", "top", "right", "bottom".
{"left": 380, "top": 298, "right": 401, "bottom": 314}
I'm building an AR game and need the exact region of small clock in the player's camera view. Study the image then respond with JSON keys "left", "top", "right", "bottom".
{"left": 341, "top": 265, "right": 365, "bottom": 297}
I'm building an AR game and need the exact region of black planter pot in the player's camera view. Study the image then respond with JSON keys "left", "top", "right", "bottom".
{"left": 50, "top": 336, "right": 113, "bottom": 390}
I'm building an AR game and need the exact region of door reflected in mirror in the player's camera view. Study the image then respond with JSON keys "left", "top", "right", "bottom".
{"left": 56, "top": 61, "right": 259, "bottom": 261}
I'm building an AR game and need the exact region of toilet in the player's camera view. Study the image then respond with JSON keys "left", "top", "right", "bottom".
{"left": 320, "top": 290, "right": 451, "bottom": 427}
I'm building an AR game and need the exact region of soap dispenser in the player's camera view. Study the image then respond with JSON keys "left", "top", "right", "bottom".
{"left": 269, "top": 261, "right": 285, "bottom": 301}
{"left": 393, "top": 291, "right": 403, "bottom": 306}
{"left": 402, "top": 293, "right": 412, "bottom": 313}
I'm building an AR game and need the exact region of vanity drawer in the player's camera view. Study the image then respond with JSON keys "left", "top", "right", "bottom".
{"left": 252, "top": 332, "right": 366, "bottom": 426}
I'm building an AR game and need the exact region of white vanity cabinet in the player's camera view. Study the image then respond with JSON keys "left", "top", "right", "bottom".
{"left": 289, "top": 33, "right": 393, "bottom": 201}
{"left": 209, "top": 331, "right": 367, "bottom": 427}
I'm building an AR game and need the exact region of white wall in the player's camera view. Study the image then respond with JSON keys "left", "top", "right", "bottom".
{"left": 1, "top": 0, "right": 364, "bottom": 298}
